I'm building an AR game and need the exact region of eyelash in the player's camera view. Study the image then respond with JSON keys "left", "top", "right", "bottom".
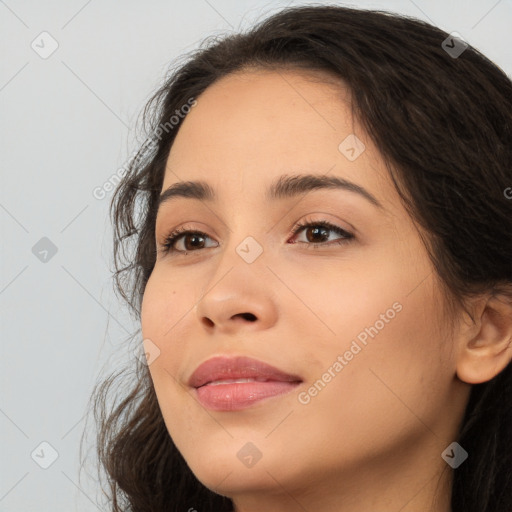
{"left": 159, "top": 217, "right": 354, "bottom": 256}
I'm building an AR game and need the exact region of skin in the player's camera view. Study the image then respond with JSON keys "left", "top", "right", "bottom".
{"left": 140, "top": 69, "right": 512, "bottom": 512}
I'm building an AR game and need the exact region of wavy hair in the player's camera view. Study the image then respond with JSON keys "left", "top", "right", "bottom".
{"left": 85, "top": 5, "right": 512, "bottom": 511}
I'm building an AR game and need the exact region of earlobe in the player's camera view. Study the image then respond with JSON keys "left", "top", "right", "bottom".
{"left": 456, "top": 295, "right": 512, "bottom": 385}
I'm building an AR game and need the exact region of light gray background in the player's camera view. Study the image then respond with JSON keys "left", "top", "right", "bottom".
{"left": 1, "top": 0, "right": 511, "bottom": 510}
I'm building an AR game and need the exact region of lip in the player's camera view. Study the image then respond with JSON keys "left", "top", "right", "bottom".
{"left": 188, "top": 356, "right": 302, "bottom": 411}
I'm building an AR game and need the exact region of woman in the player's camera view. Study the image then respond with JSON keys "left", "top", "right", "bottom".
{"left": 89, "top": 5, "right": 512, "bottom": 511}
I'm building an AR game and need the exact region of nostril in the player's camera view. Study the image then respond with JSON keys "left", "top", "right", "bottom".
{"left": 238, "top": 312, "right": 257, "bottom": 321}
{"left": 202, "top": 317, "right": 215, "bottom": 328}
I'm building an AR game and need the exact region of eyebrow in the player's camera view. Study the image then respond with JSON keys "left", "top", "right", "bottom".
{"left": 157, "top": 173, "right": 383, "bottom": 213}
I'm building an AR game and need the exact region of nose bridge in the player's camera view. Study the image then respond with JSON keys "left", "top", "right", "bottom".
{"left": 219, "top": 201, "right": 271, "bottom": 267}
{"left": 211, "top": 230, "right": 269, "bottom": 291}
{"left": 193, "top": 220, "right": 278, "bottom": 331}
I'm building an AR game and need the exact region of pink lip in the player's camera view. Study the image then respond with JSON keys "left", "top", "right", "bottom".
{"left": 188, "top": 356, "right": 302, "bottom": 411}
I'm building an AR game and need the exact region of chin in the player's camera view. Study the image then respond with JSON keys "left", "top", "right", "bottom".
{"left": 176, "top": 436, "right": 291, "bottom": 496}
{"left": 192, "top": 462, "right": 279, "bottom": 497}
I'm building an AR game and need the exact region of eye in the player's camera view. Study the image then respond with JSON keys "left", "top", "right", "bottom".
{"left": 159, "top": 225, "right": 217, "bottom": 255}
{"left": 289, "top": 217, "right": 354, "bottom": 248}
{"left": 158, "top": 217, "right": 354, "bottom": 256}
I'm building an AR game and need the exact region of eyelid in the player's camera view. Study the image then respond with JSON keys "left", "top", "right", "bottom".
{"left": 289, "top": 214, "right": 354, "bottom": 238}
{"left": 158, "top": 214, "right": 356, "bottom": 258}
{"left": 157, "top": 223, "right": 214, "bottom": 254}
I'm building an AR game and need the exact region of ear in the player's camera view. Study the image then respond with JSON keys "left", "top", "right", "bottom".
{"left": 456, "top": 294, "right": 512, "bottom": 384}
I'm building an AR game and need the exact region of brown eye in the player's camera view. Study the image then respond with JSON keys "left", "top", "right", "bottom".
{"left": 303, "top": 226, "right": 330, "bottom": 243}
{"left": 180, "top": 233, "right": 207, "bottom": 251}
{"left": 161, "top": 228, "right": 217, "bottom": 254}
{"left": 290, "top": 219, "right": 354, "bottom": 247}
{"left": 160, "top": 219, "right": 354, "bottom": 257}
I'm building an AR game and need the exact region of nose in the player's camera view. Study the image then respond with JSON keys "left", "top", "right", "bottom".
{"left": 201, "top": 311, "right": 257, "bottom": 329}
{"left": 194, "top": 267, "right": 278, "bottom": 335}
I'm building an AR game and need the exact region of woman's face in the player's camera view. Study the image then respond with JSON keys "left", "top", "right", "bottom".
{"left": 141, "top": 69, "right": 469, "bottom": 507}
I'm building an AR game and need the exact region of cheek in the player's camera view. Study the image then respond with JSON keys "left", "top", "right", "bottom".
{"left": 304, "top": 280, "right": 451, "bottom": 446}
{"left": 140, "top": 270, "right": 192, "bottom": 391}
{"left": 140, "top": 273, "right": 194, "bottom": 436}
{"left": 293, "top": 254, "right": 451, "bottom": 431}
{"left": 141, "top": 267, "right": 195, "bottom": 342}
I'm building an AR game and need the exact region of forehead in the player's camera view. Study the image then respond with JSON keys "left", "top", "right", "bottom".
{"left": 162, "top": 68, "right": 393, "bottom": 209}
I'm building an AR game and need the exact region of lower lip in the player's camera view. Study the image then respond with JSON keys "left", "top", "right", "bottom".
{"left": 194, "top": 381, "right": 300, "bottom": 411}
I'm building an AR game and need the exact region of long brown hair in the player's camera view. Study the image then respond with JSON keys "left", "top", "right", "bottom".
{"left": 85, "top": 5, "right": 512, "bottom": 511}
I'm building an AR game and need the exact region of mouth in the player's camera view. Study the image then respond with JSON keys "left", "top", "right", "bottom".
{"left": 188, "top": 356, "right": 303, "bottom": 411}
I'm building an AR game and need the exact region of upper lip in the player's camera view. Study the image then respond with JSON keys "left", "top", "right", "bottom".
{"left": 188, "top": 356, "right": 303, "bottom": 389}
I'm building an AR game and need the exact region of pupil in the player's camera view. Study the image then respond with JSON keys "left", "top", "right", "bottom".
{"left": 308, "top": 226, "right": 328, "bottom": 243}
{"left": 186, "top": 234, "right": 204, "bottom": 250}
